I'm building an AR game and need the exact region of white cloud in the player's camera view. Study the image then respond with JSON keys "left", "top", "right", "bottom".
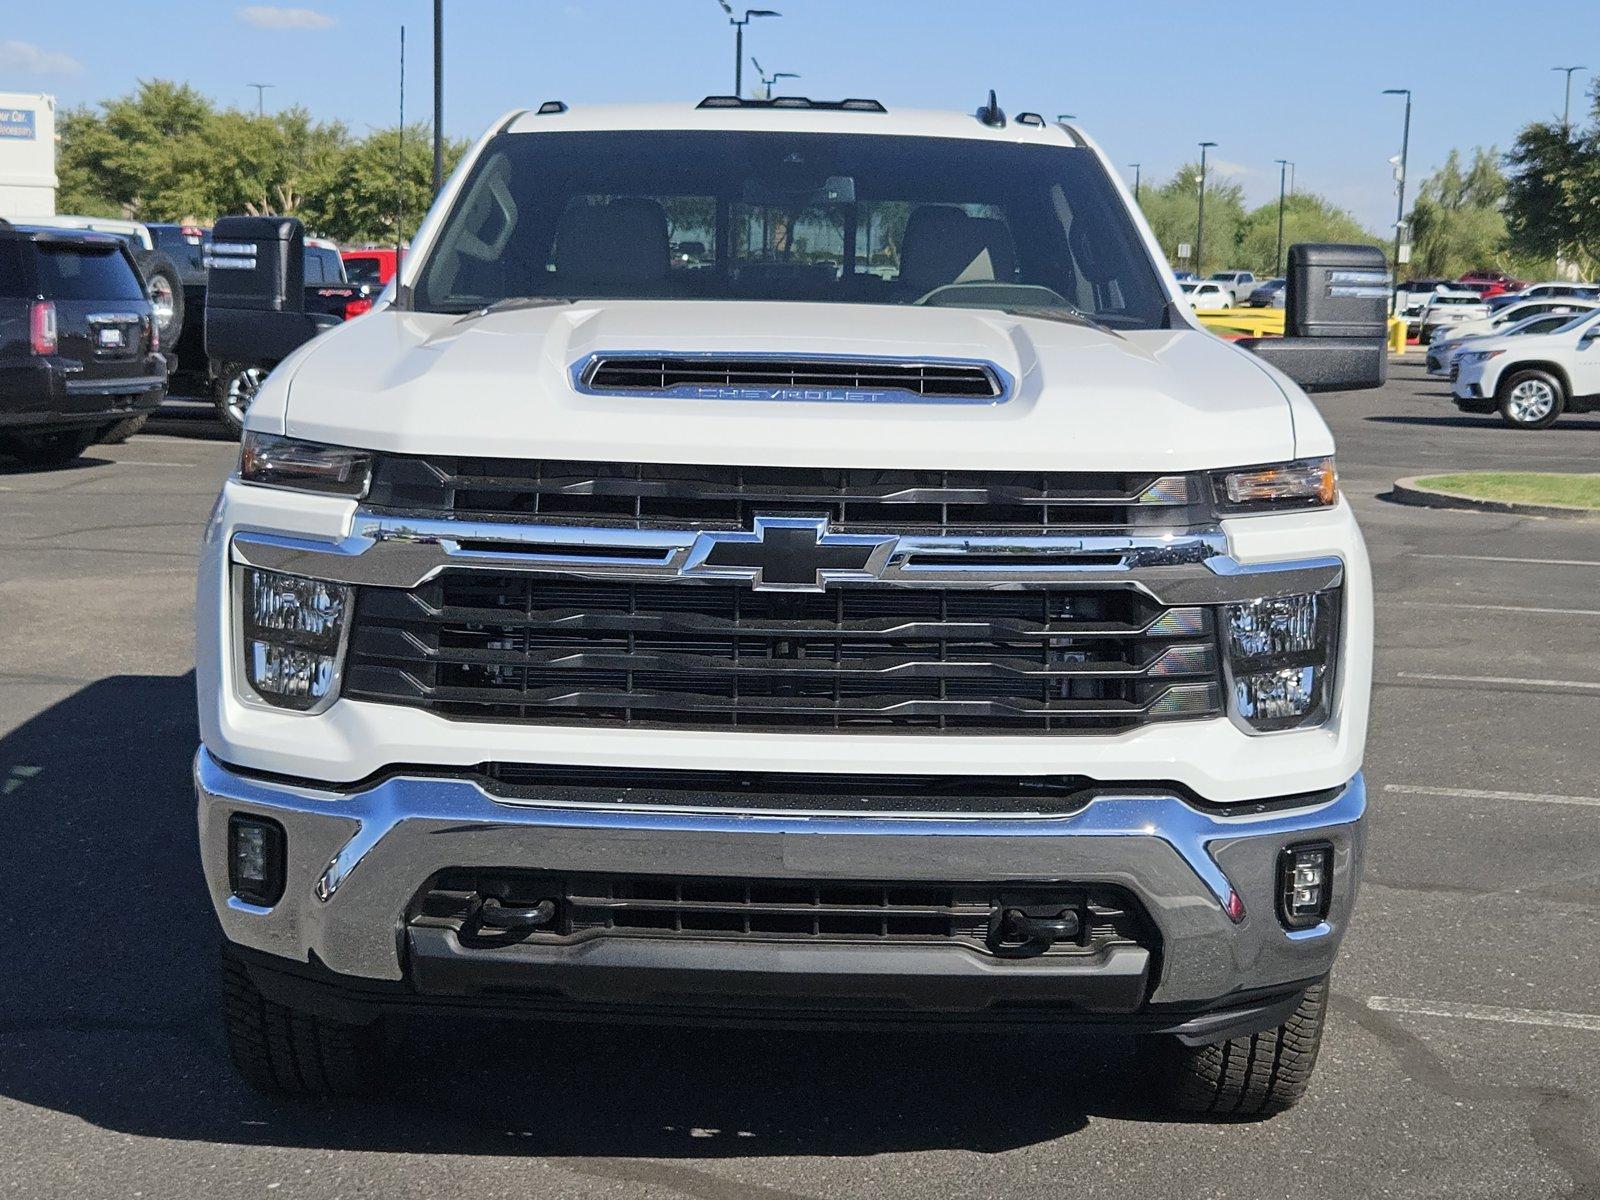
{"left": 0, "top": 40, "right": 84, "bottom": 76}
{"left": 236, "top": 5, "right": 336, "bottom": 30}
{"left": 1210, "top": 158, "right": 1259, "bottom": 178}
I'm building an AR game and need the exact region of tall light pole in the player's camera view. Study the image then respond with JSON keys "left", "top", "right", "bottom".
{"left": 1129, "top": 163, "right": 1141, "bottom": 202}
{"left": 1274, "top": 159, "right": 1292, "bottom": 276}
{"left": 432, "top": 0, "right": 443, "bottom": 193}
{"left": 247, "top": 82, "right": 273, "bottom": 117}
{"left": 1195, "top": 141, "right": 1216, "bottom": 277}
{"left": 1383, "top": 89, "right": 1412, "bottom": 272}
{"left": 1554, "top": 65, "right": 1586, "bottom": 132}
{"left": 752, "top": 59, "right": 799, "bottom": 99}
{"left": 717, "top": 3, "right": 780, "bottom": 97}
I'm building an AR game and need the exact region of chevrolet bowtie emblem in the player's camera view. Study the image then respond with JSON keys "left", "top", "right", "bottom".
{"left": 684, "top": 516, "right": 896, "bottom": 592}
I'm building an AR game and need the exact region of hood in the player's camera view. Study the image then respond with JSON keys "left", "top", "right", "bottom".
{"left": 276, "top": 301, "right": 1302, "bottom": 472}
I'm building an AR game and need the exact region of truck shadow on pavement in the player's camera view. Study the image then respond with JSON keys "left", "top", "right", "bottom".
{"left": 0, "top": 673, "right": 1173, "bottom": 1159}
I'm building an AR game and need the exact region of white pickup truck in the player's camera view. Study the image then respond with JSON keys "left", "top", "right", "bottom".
{"left": 195, "top": 96, "right": 1385, "bottom": 1116}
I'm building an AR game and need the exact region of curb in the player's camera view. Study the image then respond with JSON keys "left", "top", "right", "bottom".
{"left": 1391, "top": 476, "right": 1600, "bottom": 521}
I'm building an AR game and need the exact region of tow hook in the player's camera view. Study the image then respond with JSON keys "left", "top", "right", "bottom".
{"left": 986, "top": 904, "right": 1082, "bottom": 958}
{"left": 472, "top": 896, "right": 558, "bottom": 931}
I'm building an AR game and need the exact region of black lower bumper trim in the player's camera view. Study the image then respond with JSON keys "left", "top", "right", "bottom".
{"left": 228, "top": 942, "right": 1313, "bottom": 1041}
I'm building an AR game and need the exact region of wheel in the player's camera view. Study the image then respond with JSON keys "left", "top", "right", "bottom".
{"left": 214, "top": 363, "right": 267, "bottom": 436}
{"left": 221, "top": 953, "right": 384, "bottom": 1097}
{"left": 1141, "top": 977, "right": 1329, "bottom": 1118}
{"left": 99, "top": 414, "right": 149, "bottom": 444}
{"left": 1497, "top": 369, "right": 1565, "bottom": 429}
{"left": 0, "top": 428, "right": 99, "bottom": 467}
{"left": 133, "top": 250, "right": 185, "bottom": 350}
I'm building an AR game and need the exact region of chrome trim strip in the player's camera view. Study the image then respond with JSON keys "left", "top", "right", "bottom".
{"left": 569, "top": 350, "right": 1015, "bottom": 406}
{"left": 196, "top": 748, "right": 1365, "bottom": 919}
{"left": 230, "top": 517, "right": 1341, "bottom": 602}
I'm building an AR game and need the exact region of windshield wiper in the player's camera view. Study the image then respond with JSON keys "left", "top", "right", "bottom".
{"left": 447, "top": 296, "right": 574, "bottom": 321}
{"left": 1002, "top": 305, "right": 1123, "bottom": 336}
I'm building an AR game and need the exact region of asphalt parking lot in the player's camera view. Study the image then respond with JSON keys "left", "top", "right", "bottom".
{"left": 1, "top": 361, "right": 1597, "bottom": 1200}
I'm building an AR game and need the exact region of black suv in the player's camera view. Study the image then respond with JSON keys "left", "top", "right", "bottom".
{"left": 0, "top": 222, "right": 167, "bottom": 467}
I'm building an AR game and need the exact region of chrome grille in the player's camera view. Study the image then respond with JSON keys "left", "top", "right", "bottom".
{"left": 342, "top": 575, "right": 1224, "bottom": 733}
{"left": 364, "top": 456, "right": 1212, "bottom": 534}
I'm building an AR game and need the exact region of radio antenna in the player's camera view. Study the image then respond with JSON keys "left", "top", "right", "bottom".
{"left": 395, "top": 24, "right": 407, "bottom": 306}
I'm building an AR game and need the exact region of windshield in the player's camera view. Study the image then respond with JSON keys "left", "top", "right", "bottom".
{"left": 1552, "top": 309, "right": 1600, "bottom": 335}
{"left": 344, "top": 256, "right": 384, "bottom": 286}
{"left": 413, "top": 130, "right": 1171, "bottom": 328}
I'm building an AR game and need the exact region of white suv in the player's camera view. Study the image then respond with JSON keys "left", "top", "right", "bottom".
{"left": 1453, "top": 307, "right": 1600, "bottom": 427}
{"left": 193, "top": 96, "right": 1381, "bottom": 1115}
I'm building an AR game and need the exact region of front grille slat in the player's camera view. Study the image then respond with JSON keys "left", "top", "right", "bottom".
{"left": 344, "top": 577, "right": 1224, "bottom": 733}
{"left": 366, "top": 456, "right": 1212, "bottom": 533}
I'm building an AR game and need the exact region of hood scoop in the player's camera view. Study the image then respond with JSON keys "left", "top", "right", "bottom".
{"left": 574, "top": 352, "right": 1007, "bottom": 404}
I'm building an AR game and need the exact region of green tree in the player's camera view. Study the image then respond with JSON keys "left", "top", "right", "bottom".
{"left": 1505, "top": 105, "right": 1600, "bottom": 276}
{"left": 301, "top": 123, "right": 467, "bottom": 243}
{"left": 1137, "top": 163, "right": 1247, "bottom": 274}
{"left": 1234, "top": 193, "right": 1381, "bottom": 276}
{"left": 1404, "top": 148, "right": 1517, "bottom": 278}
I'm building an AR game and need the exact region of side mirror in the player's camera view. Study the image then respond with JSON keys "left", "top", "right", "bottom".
{"left": 1237, "top": 243, "right": 1390, "bottom": 392}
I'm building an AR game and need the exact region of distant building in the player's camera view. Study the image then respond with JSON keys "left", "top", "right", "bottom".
{"left": 0, "top": 93, "right": 58, "bottom": 217}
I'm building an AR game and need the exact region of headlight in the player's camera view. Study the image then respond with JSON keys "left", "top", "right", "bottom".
{"left": 1459, "top": 350, "right": 1503, "bottom": 365}
{"left": 1214, "top": 457, "right": 1337, "bottom": 514}
{"left": 239, "top": 567, "right": 352, "bottom": 711}
{"left": 1220, "top": 590, "right": 1339, "bottom": 733}
{"left": 239, "top": 432, "right": 372, "bottom": 497}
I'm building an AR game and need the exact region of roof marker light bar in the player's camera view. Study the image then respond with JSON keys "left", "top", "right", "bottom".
{"left": 696, "top": 96, "right": 887, "bottom": 112}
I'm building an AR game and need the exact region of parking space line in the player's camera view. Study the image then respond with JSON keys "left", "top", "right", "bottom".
{"left": 1417, "top": 553, "right": 1600, "bottom": 569}
{"left": 1397, "top": 671, "right": 1600, "bottom": 691}
{"left": 1383, "top": 783, "right": 1600, "bottom": 809}
{"left": 1398, "top": 600, "right": 1600, "bottom": 617}
{"left": 1368, "top": 997, "right": 1600, "bottom": 1033}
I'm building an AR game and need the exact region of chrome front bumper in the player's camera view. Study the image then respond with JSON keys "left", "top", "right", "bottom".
{"left": 196, "top": 749, "right": 1366, "bottom": 1010}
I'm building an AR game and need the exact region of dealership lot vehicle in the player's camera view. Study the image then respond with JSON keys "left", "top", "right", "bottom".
{"left": 1452, "top": 306, "right": 1600, "bottom": 427}
{"left": 1425, "top": 301, "right": 1600, "bottom": 376}
{"left": 0, "top": 221, "right": 166, "bottom": 466}
{"left": 1486, "top": 281, "right": 1600, "bottom": 313}
{"left": 1247, "top": 277, "right": 1286, "bottom": 307}
{"left": 341, "top": 246, "right": 398, "bottom": 287}
{"left": 1179, "top": 278, "right": 1230, "bottom": 308}
{"left": 1417, "top": 289, "right": 1490, "bottom": 342}
{"left": 192, "top": 98, "right": 1387, "bottom": 1116}
{"left": 1208, "top": 269, "right": 1257, "bottom": 304}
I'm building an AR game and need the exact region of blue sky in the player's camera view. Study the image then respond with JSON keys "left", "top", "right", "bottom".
{"left": 5, "top": 1, "right": 1595, "bottom": 231}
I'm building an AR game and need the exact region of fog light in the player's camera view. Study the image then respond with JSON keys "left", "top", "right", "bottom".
{"left": 1221, "top": 591, "right": 1339, "bottom": 733}
{"left": 240, "top": 568, "right": 351, "bottom": 711}
{"left": 1278, "top": 842, "right": 1332, "bottom": 929}
{"left": 228, "top": 814, "right": 286, "bottom": 907}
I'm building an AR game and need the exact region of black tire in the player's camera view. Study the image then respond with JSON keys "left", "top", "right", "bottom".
{"left": 1496, "top": 368, "right": 1565, "bottom": 429}
{"left": 1141, "top": 978, "right": 1329, "bottom": 1118}
{"left": 133, "top": 250, "right": 186, "bottom": 350}
{"left": 221, "top": 953, "right": 384, "bottom": 1098}
{"left": 213, "top": 362, "right": 267, "bottom": 437}
{"left": 99, "top": 414, "right": 149, "bottom": 444}
{"left": 0, "top": 427, "right": 99, "bottom": 468}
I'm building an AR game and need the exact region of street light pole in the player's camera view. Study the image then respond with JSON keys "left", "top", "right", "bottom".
{"left": 1554, "top": 65, "right": 1587, "bottom": 132}
{"left": 1129, "top": 163, "right": 1141, "bottom": 202}
{"left": 752, "top": 59, "right": 799, "bottom": 99}
{"left": 1274, "top": 159, "right": 1291, "bottom": 276}
{"left": 1382, "top": 89, "right": 1411, "bottom": 272}
{"left": 247, "top": 82, "right": 273, "bottom": 117}
{"left": 432, "top": 0, "right": 444, "bottom": 193}
{"left": 718, "top": 4, "right": 780, "bottom": 97}
{"left": 1196, "top": 141, "right": 1216, "bottom": 277}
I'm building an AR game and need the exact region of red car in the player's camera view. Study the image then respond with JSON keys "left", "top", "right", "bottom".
{"left": 341, "top": 247, "right": 398, "bottom": 288}
{"left": 1458, "top": 271, "right": 1529, "bottom": 300}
